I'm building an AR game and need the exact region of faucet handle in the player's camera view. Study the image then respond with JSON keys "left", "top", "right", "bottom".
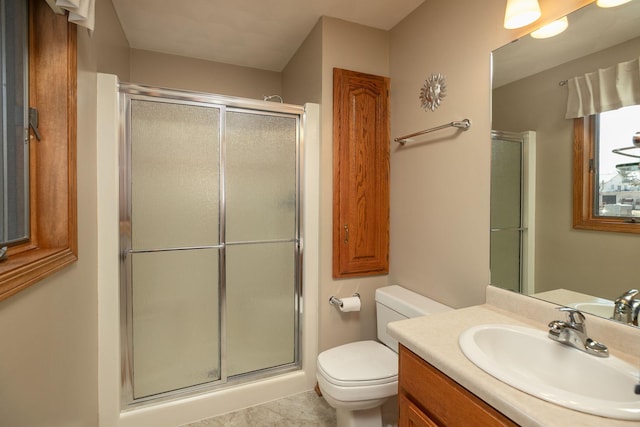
{"left": 558, "top": 307, "right": 585, "bottom": 325}
{"left": 615, "top": 289, "right": 639, "bottom": 306}
{"left": 614, "top": 289, "right": 640, "bottom": 325}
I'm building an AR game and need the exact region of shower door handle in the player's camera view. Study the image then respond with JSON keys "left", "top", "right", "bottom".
{"left": 490, "top": 227, "right": 527, "bottom": 232}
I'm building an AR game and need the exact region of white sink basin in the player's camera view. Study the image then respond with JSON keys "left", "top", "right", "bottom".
{"left": 570, "top": 302, "right": 614, "bottom": 319}
{"left": 459, "top": 324, "right": 640, "bottom": 420}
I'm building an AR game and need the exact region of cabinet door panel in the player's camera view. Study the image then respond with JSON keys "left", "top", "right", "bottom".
{"left": 399, "top": 394, "right": 439, "bottom": 427}
{"left": 333, "top": 68, "right": 390, "bottom": 278}
{"left": 399, "top": 346, "right": 518, "bottom": 427}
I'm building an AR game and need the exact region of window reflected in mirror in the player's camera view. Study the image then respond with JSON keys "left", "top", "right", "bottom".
{"left": 573, "top": 105, "right": 640, "bottom": 234}
{"left": 596, "top": 105, "right": 640, "bottom": 219}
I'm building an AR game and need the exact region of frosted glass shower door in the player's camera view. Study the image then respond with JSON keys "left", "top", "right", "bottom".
{"left": 490, "top": 137, "right": 523, "bottom": 293}
{"left": 490, "top": 130, "right": 535, "bottom": 295}
{"left": 225, "top": 111, "right": 298, "bottom": 376}
{"left": 129, "top": 100, "right": 221, "bottom": 399}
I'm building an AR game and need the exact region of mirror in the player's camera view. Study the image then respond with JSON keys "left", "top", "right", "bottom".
{"left": 491, "top": 1, "right": 640, "bottom": 323}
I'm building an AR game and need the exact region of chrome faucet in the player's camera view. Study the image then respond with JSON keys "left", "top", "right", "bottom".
{"left": 548, "top": 307, "right": 609, "bottom": 358}
{"left": 613, "top": 289, "right": 640, "bottom": 326}
{"left": 612, "top": 290, "right": 640, "bottom": 396}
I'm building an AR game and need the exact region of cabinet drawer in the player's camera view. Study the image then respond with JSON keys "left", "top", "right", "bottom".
{"left": 399, "top": 345, "right": 517, "bottom": 427}
{"left": 399, "top": 394, "right": 439, "bottom": 427}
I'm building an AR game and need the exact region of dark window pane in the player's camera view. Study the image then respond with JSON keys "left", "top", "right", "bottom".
{"left": 1, "top": 0, "right": 29, "bottom": 245}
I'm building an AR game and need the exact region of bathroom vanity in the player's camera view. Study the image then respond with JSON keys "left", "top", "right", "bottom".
{"left": 389, "top": 286, "right": 640, "bottom": 427}
{"left": 398, "top": 345, "right": 516, "bottom": 426}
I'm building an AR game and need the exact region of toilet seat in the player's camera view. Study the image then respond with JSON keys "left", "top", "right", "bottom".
{"left": 316, "top": 340, "right": 398, "bottom": 402}
{"left": 318, "top": 340, "right": 398, "bottom": 386}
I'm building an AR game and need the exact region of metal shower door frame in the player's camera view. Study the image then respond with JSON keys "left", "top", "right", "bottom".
{"left": 118, "top": 83, "right": 304, "bottom": 408}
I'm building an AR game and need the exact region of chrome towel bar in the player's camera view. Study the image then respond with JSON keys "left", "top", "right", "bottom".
{"left": 395, "top": 118, "right": 471, "bottom": 145}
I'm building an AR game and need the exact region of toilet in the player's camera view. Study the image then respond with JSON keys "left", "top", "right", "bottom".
{"left": 316, "top": 285, "right": 452, "bottom": 427}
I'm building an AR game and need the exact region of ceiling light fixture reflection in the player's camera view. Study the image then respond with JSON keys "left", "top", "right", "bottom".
{"left": 530, "top": 16, "right": 569, "bottom": 39}
{"left": 504, "top": 0, "right": 542, "bottom": 29}
{"left": 596, "top": 0, "right": 632, "bottom": 7}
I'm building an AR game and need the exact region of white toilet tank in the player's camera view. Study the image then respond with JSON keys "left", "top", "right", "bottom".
{"left": 375, "top": 285, "right": 452, "bottom": 352}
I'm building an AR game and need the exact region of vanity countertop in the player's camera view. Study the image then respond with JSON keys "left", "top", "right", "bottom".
{"left": 387, "top": 302, "right": 640, "bottom": 427}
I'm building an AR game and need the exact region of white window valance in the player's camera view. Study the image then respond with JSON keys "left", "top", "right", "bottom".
{"left": 44, "top": 0, "right": 95, "bottom": 32}
{"left": 565, "top": 57, "right": 640, "bottom": 119}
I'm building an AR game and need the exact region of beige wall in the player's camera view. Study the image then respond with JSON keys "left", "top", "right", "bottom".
{"left": 314, "top": 17, "right": 391, "bottom": 352}
{"left": 0, "top": 0, "right": 130, "bottom": 426}
{"left": 283, "top": 17, "right": 391, "bottom": 353}
{"left": 282, "top": 19, "right": 323, "bottom": 105}
{"left": 95, "top": 0, "right": 131, "bottom": 79}
{"left": 388, "top": 0, "right": 504, "bottom": 309}
{"left": 493, "top": 36, "right": 640, "bottom": 300}
{"left": 130, "top": 49, "right": 282, "bottom": 99}
{"left": 387, "top": 0, "right": 591, "bottom": 308}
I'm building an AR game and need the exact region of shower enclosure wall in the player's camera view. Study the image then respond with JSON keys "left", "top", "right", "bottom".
{"left": 119, "top": 83, "right": 305, "bottom": 407}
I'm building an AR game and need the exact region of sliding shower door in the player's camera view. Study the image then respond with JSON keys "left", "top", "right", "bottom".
{"left": 225, "top": 111, "right": 298, "bottom": 376}
{"left": 120, "top": 86, "right": 302, "bottom": 406}
{"left": 128, "top": 100, "right": 222, "bottom": 400}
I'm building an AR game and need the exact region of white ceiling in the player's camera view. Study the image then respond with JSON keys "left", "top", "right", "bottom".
{"left": 111, "top": 0, "right": 425, "bottom": 72}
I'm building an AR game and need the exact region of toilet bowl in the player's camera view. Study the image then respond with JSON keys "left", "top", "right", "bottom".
{"left": 317, "top": 340, "right": 398, "bottom": 426}
{"left": 316, "top": 285, "right": 451, "bottom": 427}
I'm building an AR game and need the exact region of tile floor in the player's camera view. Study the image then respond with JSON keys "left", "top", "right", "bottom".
{"left": 182, "top": 390, "right": 337, "bottom": 426}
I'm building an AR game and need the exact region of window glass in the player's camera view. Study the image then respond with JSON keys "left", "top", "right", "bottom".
{"left": 595, "top": 105, "right": 640, "bottom": 219}
{"left": 0, "top": 0, "right": 29, "bottom": 245}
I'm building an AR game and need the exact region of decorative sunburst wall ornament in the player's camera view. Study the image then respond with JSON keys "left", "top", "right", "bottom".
{"left": 419, "top": 73, "right": 447, "bottom": 112}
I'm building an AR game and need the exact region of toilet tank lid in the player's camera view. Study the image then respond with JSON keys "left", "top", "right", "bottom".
{"left": 375, "top": 285, "right": 452, "bottom": 318}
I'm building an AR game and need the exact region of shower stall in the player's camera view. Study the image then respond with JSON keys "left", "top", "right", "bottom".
{"left": 118, "top": 83, "right": 308, "bottom": 407}
{"left": 490, "top": 130, "right": 536, "bottom": 295}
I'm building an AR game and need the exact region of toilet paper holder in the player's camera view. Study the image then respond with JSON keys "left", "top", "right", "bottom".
{"left": 329, "top": 293, "right": 360, "bottom": 308}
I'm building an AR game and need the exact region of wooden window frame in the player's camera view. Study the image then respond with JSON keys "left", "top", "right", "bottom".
{"left": 0, "top": 0, "right": 78, "bottom": 301}
{"left": 573, "top": 116, "right": 640, "bottom": 234}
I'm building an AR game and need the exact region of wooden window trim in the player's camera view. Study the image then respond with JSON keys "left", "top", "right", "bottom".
{"left": 573, "top": 116, "right": 640, "bottom": 234}
{"left": 0, "top": 0, "right": 78, "bottom": 301}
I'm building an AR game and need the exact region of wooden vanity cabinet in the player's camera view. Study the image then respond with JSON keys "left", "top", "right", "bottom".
{"left": 399, "top": 345, "right": 518, "bottom": 427}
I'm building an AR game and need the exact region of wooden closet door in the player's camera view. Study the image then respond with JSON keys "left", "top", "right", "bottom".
{"left": 333, "top": 68, "right": 390, "bottom": 278}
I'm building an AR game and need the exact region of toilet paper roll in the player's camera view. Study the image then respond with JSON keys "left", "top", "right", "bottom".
{"left": 339, "top": 296, "right": 361, "bottom": 312}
